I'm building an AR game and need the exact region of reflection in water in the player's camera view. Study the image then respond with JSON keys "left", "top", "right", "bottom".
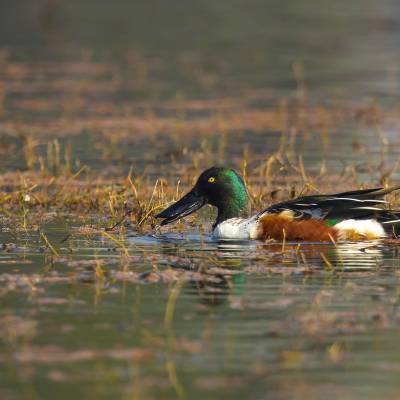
{"left": 189, "top": 273, "right": 232, "bottom": 306}
{"left": 153, "top": 233, "right": 386, "bottom": 272}
{"left": 331, "top": 242, "right": 384, "bottom": 270}
{"left": 154, "top": 234, "right": 387, "bottom": 309}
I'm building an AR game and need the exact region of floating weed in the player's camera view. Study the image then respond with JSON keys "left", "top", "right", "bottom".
{"left": 279, "top": 350, "right": 307, "bottom": 369}
{"left": 0, "top": 346, "right": 153, "bottom": 364}
{"left": 100, "top": 230, "right": 129, "bottom": 258}
{"left": 40, "top": 231, "right": 59, "bottom": 257}
{"left": 327, "top": 342, "right": 345, "bottom": 363}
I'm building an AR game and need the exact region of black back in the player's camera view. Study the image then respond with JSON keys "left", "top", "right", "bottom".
{"left": 258, "top": 187, "right": 400, "bottom": 224}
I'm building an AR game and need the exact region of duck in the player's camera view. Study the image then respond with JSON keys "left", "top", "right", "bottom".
{"left": 156, "top": 166, "right": 400, "bottom": 241}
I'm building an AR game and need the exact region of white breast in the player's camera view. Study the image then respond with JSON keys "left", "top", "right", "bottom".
{"left": 334, "top": 219, "right": 386, "bottom": 240}
{"left": 212, "top": 217, "right": 259, "bottom": 239}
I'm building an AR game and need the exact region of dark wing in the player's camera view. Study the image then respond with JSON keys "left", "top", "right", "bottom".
{"left": 258, "top": 186, "right": 400, "bottom": 221}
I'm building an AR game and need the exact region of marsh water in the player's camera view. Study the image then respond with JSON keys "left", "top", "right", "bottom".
{"left": 3, "top": 231, "right": 400, "bottom": 400}
{"left": 2, "top": 1, "right": 400, "bottom": 399}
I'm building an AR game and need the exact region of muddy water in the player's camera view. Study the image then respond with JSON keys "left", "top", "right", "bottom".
{"left": 2, "top": 0, "right": 400, "bottom": 399}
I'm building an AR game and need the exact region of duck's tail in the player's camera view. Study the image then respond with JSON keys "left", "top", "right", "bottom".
{"left": 378, "top": 211, "right": 400, "bottom": 237}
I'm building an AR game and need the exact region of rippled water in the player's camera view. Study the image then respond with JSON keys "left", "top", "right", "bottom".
{"left": 2, "top": 0, "right": 400, "bottom": 399}
{"left": 2, "top": 223, "right": 400, "bottom": 399}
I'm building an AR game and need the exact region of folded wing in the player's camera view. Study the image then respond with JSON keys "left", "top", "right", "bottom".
{"left": 258, "top": 186, "right": 400, "bottom": 222}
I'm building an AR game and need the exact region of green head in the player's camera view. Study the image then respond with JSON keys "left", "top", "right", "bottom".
{"left": 156, "top": 167, "right": 248, "bottom": 228}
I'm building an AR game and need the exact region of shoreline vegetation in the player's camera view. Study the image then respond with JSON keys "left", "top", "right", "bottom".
{"left": 1, "top": 59, "right": 400, "bottom": 237}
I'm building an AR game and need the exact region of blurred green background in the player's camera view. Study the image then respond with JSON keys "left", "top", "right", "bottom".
{"left": 1, "top": 0, "right": 399, "bottom": 100}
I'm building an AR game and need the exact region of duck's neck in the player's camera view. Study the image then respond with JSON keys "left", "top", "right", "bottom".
{"left": 213, "top": 197, "right": 248, "bottom": 229}
{"left": 209, "top": 169, "right": 248, "bottom": 229}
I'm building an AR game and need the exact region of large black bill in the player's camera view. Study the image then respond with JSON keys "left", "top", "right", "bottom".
{"left": 155, "top": 189, "right": 206, "bottom": 226}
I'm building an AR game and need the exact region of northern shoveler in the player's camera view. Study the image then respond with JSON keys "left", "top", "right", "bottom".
{"left": 156, "top": 166, "right": 400, "bottom": 241}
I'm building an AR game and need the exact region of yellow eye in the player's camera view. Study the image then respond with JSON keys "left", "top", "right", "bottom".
{"left": 208, "top": 177, "right": 215, "bottom": 183}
